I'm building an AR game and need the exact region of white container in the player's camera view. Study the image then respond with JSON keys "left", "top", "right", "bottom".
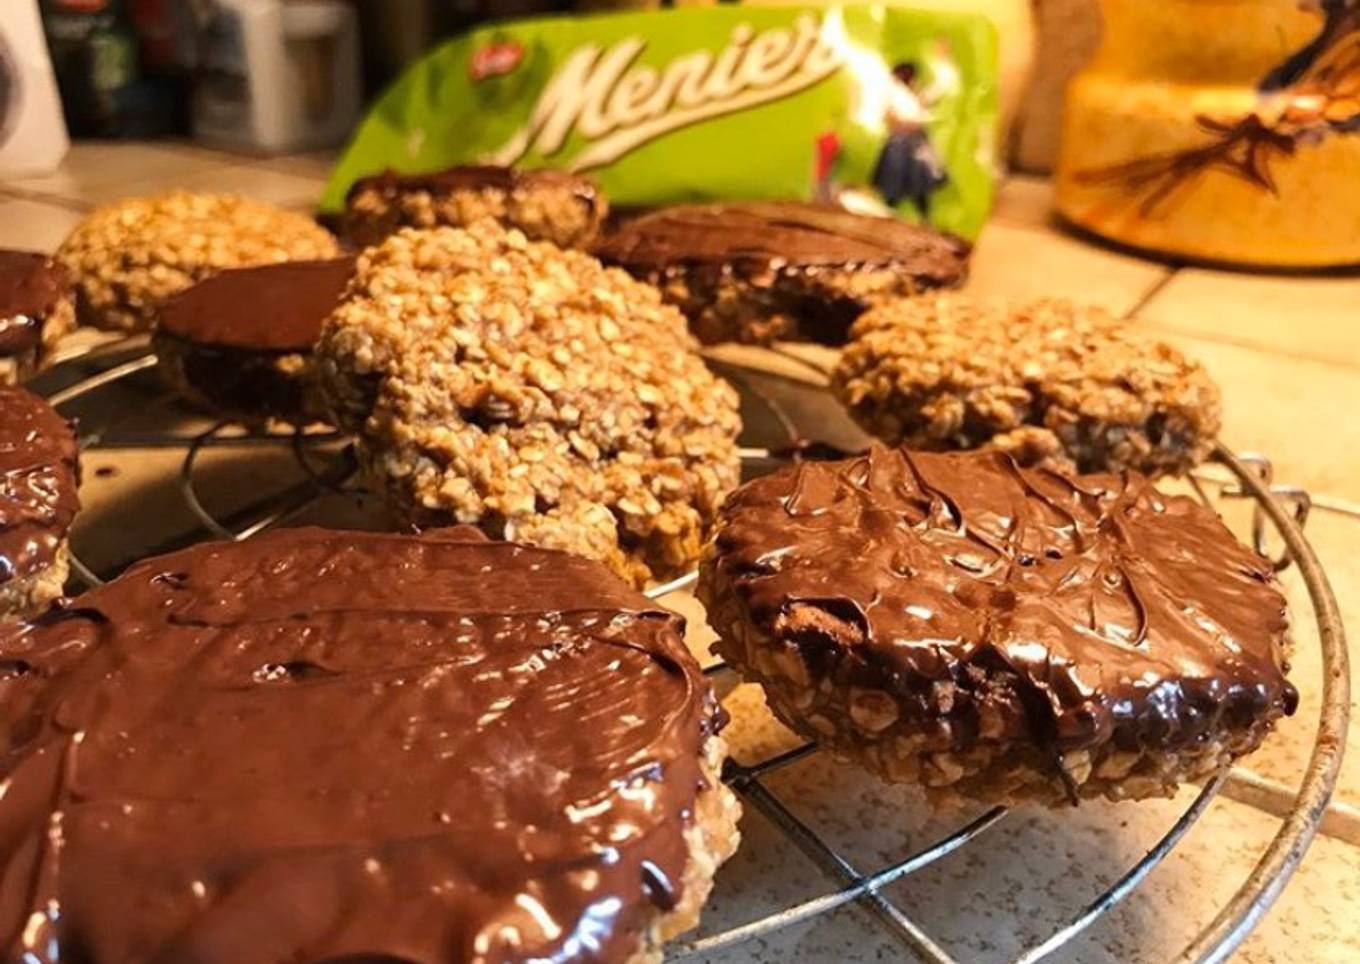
{"left": 192, "top": 0, "right": 360, "bottom": 155}
{"left": 0, "top": 0, "right": 70, "bottom": 176}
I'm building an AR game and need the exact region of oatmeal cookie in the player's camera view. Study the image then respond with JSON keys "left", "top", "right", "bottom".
{"left": 0, "top": 526, "right": 740, "bottom": 962}
{"left": 56, "top": 191, "right": 340, "bottom": 332}
{"left": 153, "top": 257, "right": 354, "bottom": 425}
{"left": 832, "top": 295, "right": 1221, "bottom": 475}
{"left": 342, "top": 165, "right": 607, "bottom": 250}
{"left": 0, "top": 250, "right": 74, "bottom": 385}
{"left": 699, "top": 446, "right": 1297, "bottom": 806}
{"left": 594, "top": 201, "right": 970, "bottom": 345}
{"left": 314, "top": 221, "right": 742, "bottom": 587}
{"left": 0, "top": 386, "right": 79, "bottom": 621}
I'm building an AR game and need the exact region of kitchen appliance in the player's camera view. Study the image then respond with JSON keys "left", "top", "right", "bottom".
{"left": 0, "top": 0, "right": 69, "bottom": 176}
{"left": 191, "top": 0, "right": 361, "bottom": 154}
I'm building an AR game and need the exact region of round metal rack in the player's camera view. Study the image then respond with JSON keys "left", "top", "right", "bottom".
{"left": 34, "top": 338, "right": 1350, "bottom": 964}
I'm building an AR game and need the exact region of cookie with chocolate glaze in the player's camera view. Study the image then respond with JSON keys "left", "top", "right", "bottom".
{"left": 154, "top": 257, "right": 354, "bottom": 425}
{"left": 56, "top": 191, "right": 340, "bottom": 333}
{"left": 0, "top": 250, "right": 74, "bottom": 385}
{"left": 594, "top": 201, "right": 970, "bottom": 345}
{"left": 0, "top": 526, "right": 740, "bottom": 963}
{"left": 699, "top": 446, "right": 1296, "bottom": 806}
{"left": 342, "top": 165, "right": 608, "bottom": 250}
{"left": 0, "top": 386, "right": 79, "bottom": 620}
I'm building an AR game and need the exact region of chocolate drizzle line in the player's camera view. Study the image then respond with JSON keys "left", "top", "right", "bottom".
{"left": 0, "top": 387, "right": 80, "bottom": 586}
{"left": 0, "top": 527, "right": 720, "bottom": 963}
{"left": 714, "top": 446, "right": 1297, "bottom": 772}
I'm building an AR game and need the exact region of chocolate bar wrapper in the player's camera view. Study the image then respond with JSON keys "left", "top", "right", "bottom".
{"left": 322, "top": 5, "right": 998, "bottom": 239}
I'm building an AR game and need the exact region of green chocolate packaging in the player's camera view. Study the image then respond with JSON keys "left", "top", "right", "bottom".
{"left": 322, "top": 6, "right": 999, "bottom": 239}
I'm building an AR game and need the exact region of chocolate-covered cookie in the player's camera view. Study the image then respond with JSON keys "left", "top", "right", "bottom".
{"left": 0, "top": 386, "right": 79, "bottom": 620}
{"left": 594, "top": 201, "right": 970, "bottom": 344}
{"left": 56, "top": 191, "right": 340, "bottom": 332}
{"left": 699, "top": 446, "right": 1296, "bottom": 806}
{"left": 0, "top": 250, "right": 74, "bottom": 385}
{"left": 342, "top": 165, "right": 607, "bottom": 250}
{"left": 154, "top": 257, "right": 354, "bottom": 425}
{"left": 0, "top": 526, "right": 739, "bottom": 963}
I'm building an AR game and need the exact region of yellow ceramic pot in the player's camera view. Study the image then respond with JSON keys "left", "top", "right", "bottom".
{"left": 1055, "top": 0, "right": 1360, "bottom": 267}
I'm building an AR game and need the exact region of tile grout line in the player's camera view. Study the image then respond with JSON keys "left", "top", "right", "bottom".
{"left": 1141, "top": 320, "right": 1360, "bottom": 375}
{"left": 1121, "top": 269, "right": 1179, "bottom": 321}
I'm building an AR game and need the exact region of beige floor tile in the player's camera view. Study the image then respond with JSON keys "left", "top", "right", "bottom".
{"left": 964, "top": 220, "right": 1171, "bottom": 316}
{"left": 1139, "top": 268, "right": 1360, "bottom": 369}
{"left": 1136, "top": 332, "right": 1360, "bottom": 825}
{"left": 260, "top": 150, "right": 342, "bottom": 180}
{"left": 0, "top": 196, "right": 85, "bottom": 252}
{"left": 114, "top": 162, "right": 328, "bottom": 210}
{"left": 2, "top": 142, "right": 233, "bottom": 204}
{"left": 1238, "top": 498, "right": 1360, "bottom": 824}
{"left": 1155, "top": 331, "right": 1360, "bottom": 503}
{"left": 991, "top": 173, "right": 1055, "bottom": 228}
{"left": 681, "top": 702, "right": 1360, "bottom": 964}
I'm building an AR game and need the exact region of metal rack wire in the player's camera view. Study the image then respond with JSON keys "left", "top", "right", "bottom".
{"left": 37, "top": 340, "right": 1350, "bottom": 964}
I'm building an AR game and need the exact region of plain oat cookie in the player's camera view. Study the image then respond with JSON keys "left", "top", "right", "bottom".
{"left": 314, "top": 221, "right": 742, "bottom": 587}
{"left": 57, "top": 191, "right": 340, "bottom": 332}
{"left": 831, "top": 295, "right": 1222, "bottom": 476}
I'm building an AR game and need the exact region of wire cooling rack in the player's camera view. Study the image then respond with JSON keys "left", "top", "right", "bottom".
{"left": 33, "top": 337, "right": 1350, "bottom": 964}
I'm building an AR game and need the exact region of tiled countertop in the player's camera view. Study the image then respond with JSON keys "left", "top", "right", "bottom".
{"left": 2, "top": 143, "right": 1357, "bottom": 963}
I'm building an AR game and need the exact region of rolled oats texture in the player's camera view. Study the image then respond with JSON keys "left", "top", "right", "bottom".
{"left": 699, "top": 564, "right": 1279, "bottom": 807}
{"left": 831, "top": 294, "right": 1222, "bottom": 475}
{"left": 56, "top": 192, "right": 339, "bottom": 333}
{"left": 343, "top": 179, "right": 606, "bottom": 251}
{"left": 314, "top": 221, "right": 742, "bottom": 588}
{"left": 0, "top": 542, "right": 69, "bottom": 622}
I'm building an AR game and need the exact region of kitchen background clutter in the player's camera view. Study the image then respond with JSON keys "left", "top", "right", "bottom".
{"left": 191, "top": 0, "right": 361, "bottom": 153}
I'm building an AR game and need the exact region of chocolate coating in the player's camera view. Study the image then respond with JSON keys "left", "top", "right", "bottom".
{"left": 348, "top": 165, "right": 600, "bottom": 207}
{"left": 0, "top": 251, "right": 67, "bottom": 356}
{"left": 710, "top": 447, "right": 1296, "bottom": 755}
{"left": 595, "top": 201, "right": 970, "bottom": 277}
{"left": 0, "top": 386, "right": 79, "bottom": 585}
{"left": 159, "top": 257, "right": 355, "bottom": 352}
{"left": 0, "top": 527, "right": 721, "bottom": 963}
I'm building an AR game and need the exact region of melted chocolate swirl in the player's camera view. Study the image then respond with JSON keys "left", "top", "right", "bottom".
{"left": 0, "top": 527, "right": 720, "bottom": 963}
{"left": 712, "top": 447, "right": 1297, "bottom": 754}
